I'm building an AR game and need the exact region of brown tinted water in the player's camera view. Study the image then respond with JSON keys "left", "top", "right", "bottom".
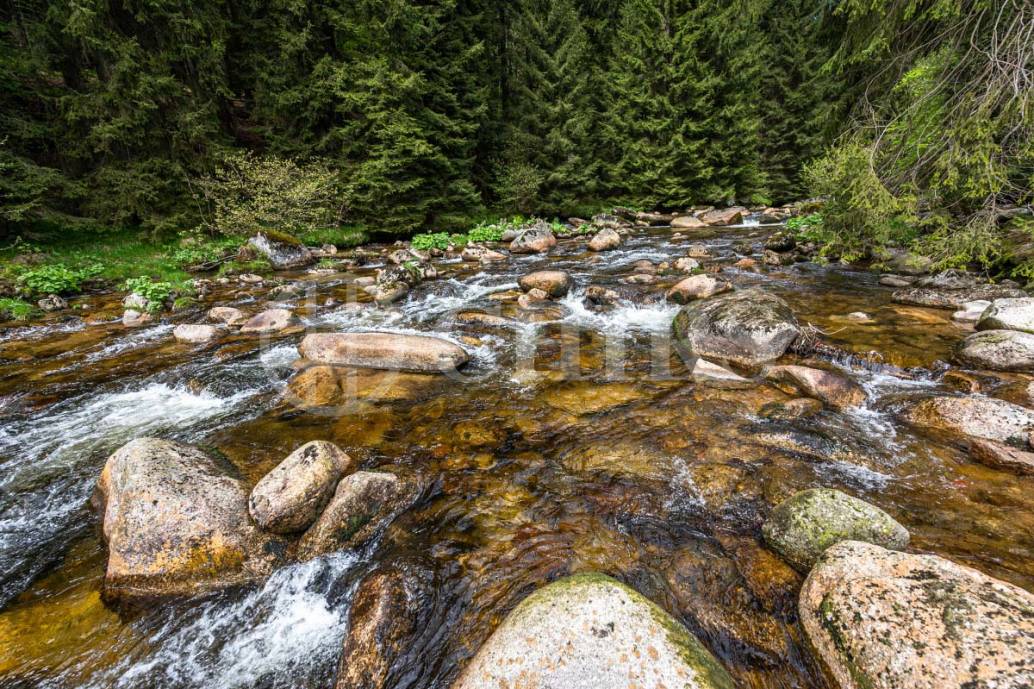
{"left": 1, "top": 224, "right": 1032, "bottom": 689}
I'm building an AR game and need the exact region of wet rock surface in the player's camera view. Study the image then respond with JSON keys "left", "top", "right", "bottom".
{"left": 762, "top": 489, "right": 909, "bottom": 571}
{"left": 249, "top": 441, "right": 354, "bottom": 534}
{"left": 299, "top": 332, "right": 469, "bottom": 373}
{"left": 955, "top": 329, "right": 1034, "bottom": 371}
{"left": 453, "top": 573, "right": 735, "bottom": 689}
{"left": 801, "top": 541, "right": 1034, "bottom": 689}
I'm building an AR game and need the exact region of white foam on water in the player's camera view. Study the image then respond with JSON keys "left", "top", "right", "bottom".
{"left": 84, "top": 324, "right": 175, "bottom": 362}
{"left": 80, "top": 554, "right": 359, "bottom": 689}
{"left": 0, "top": 318, "right": 86, "bottom": 344}
{"left": 665, "top": 457, "right": 705, "bottom": 513}
{"left": 558, "top": 289, "right": 680, "bottom": 336}
{"left": 258, "top": 343, "right": 301, "bottom": 368}
{"left": 818, "top": 460, "right": 893, "bottom": 490}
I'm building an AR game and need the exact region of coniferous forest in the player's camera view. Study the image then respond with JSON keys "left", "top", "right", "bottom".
{"left": 1, "top": 1, "right": 1031, "bottom": 261}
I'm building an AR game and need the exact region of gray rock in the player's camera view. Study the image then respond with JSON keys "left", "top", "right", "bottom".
{"left": 173, "top": 324, "right": 218, "bottom": 344}
{"left": 94, "top": 438, "right": 277, "bottom": 601}
{"left": 509, "top": 221, "right": 557, "bottom": 254}
{"left": 976, "top": 297, "right": 1034, "bottom": 333}
{"left": 672, "top": 289, "right": 802, "bottom": 367}
{"left": 518, "top": 270, "right": 573, "bottom": 298}
{"left": 249, "top": 441, "right": 354, "bottom": 534}
{"left": 37, "top": 294, "right": 68, "bottom": 312}
{"left": 588, "top": 227, "right": 622, "bottom": 251}
{"left": 299, "top": 332, "right": 468, "bottom": 373}
{"left": 800, "top": 541, "right": 1034, "bottom": 689}
{"left": 248, "top": 232, "right": 314, "bottom": 270}
{"left": 298, "top": 471, "right": 412, "bottom": 559}
{"left": 762, "top": 489, "right": 909, "bottom": 572}
{"left": 951, "top": 300, "right": 992, "bottom": 322}
{"left": 207, "top": 306, "right": 247, "bottom": 326}
{"left": 764, "top": 365, "right": 866, "bottom": 409}
{"left": 955, "top": 330, "right": 1034, "bottom": 371}
{"left": 898, "top": 394, "right": 1034, "bottom": 444}
{"left": 452, "top": 573, "right": 734, "bottom": 689}
{"left": 666, "top": 275, "right": 732, "bottom": 304}
{"left": 239, "top": 308, "right": 297, "bottom": 334}
{"left": 893, "top": 285, "right": 1026, "bottom": 309}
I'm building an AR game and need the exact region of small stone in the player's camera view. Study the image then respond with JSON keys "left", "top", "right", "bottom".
{"left": 37, "top": 294, "right": 68, "bottom": 312}
{"left": 588, "top": 227, "right": 622, "bottom": 251}
{"left": 173, "top": 324, "right": 218, "bottom": 344}
{"left": 764, "top": 365, "right": 866, "bottom": 409}
{"left": 239, "top": 308, "right": 297, "bottom": 334}
{"left": 666, "top": 275, "right": 731, "bottom": 304}
{"left": 518, "top": 270, "right": 572, "bottom": 298}
{"left": 518, "top": 288, "right": 550, "bottom": 309}
{"left": 674, "top": 257, "right": 701, "bottom": 273}
{"left": 122, "top": 309, "right": 153, "bottom": 327}
{"left": 207, "top": 306, "right": 247, "bottom": 326}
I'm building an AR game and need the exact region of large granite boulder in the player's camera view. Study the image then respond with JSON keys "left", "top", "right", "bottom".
{"left": 299, "top": 333, "right": 469, "bottom": 373}
{"left": 955, "top": 330, "right": 1034, "bottom": 371}
{"left": 248, "top": 441, "right": 355, "bottom": 534}
{"left": 700, "top": 207, "right": 747, "bottom": 226}
{"left": 453, "top": 573, "right": 734, "bottom": 689}
{"left": 672, "top": 289, "right": 802, "bottom": 367}
{"left": 977, "top": 297, "right": 1034, "bottom": 333}
{"left": 800, "top": 541, "right": 1034, "bottom": 689}
{"left": 762, "top": 488, "right": 909, "bottom": 572}
{"left": 94, "top": 438, "right": 278, "bottom": 601}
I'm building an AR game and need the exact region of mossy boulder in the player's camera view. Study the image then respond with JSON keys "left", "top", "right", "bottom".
{"left": 976, "top": 297, "right": 1034, "bottom": 333}
{"left": 452, "top": 572, "right": 733, "bottom": 689}
{"left": 898, "top": 394, "right": 1034, "bottom": 444}
{"left": 762, "top": 488, "right": 909, "bottom": 572}
{"left": 672, "top": 289, "right": 802, "bottom": 367}
{"left": 955, "top": 329, "right": 1034, "bottom": 371}
{"left": 248, "top": 231, "right": 314, "bottom": 270}
{"left": 800, "top": 541, "right": 1034, "bottom": 689}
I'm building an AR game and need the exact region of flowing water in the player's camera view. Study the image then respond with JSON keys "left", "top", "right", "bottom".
{"left": 1, "top": 223, "right": 1033, "bottom": 689}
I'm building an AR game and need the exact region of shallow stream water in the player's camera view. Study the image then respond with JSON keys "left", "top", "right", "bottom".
{"left": 1, "top": 223, "right": 1032, "bottom": 689}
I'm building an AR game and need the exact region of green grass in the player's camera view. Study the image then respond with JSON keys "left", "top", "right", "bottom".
{"left": 296, "top": 226, "right": 368, "bottom": 248}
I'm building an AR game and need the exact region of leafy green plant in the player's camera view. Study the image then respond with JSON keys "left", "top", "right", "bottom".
{"left": 411, "top": 232, "right": 456, "bottom": 251}
{"left": 124, "top": 276, "right": 175, "bottom": 313}
{"left": 467, "top": 224, "right": 505, "bottom": 243}
{"left": 16, "top": 263, "right": 102, "bottom": 297}
{"left": 0, "top": 298, "right": 36, "bottom": 321}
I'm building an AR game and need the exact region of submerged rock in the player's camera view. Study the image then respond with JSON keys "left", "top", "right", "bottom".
{"left": 976, "top": 297, "right": 1034, "bottom": 333}
{"left": 518, "top": 270, "right": 572, "bottom": 298}
{"left": 248, "top": 231, "right": 314, "bottom": 270}
{"left": 800, "top": 541, "right": 1034, "bottom": 689}
{"left": 955, "top": 330, "right": 1034, "bottom": 371}
{"left": 297, "top": 471, "right": 412, "bottom": 559}
{"left": 239, "top": 308, "right": 297, "bottom": 334}
{"left": 762, "top": 489, "right": 909, "bottom": 572}
{"left": 335, "top": 565, "right": 424, "bottom": 689}
{"left": 249, "top": 441, "right": 354, "bottom": 534}
{"left": 968, "top": 438, "right": 1034, "bottom": 476}
{"left": 299, "top": 333, "right": 468, "bottom": 373}
{"left": 509, "top": 221, "right": 557, "bottom": 254}
{"left": 452, "top": 573, "right": 734, "bottom": 689}
{"left": 672, "top": 289, "right": 802, "bottom": 367}
{"left": 764, "top": 365, "right": 866, "bottom": 410}
{"left": 898, "top": 394, "right": 1034, "bottom": 444}
{"left": 94, "top": 438, "right": 277, "bottom": 601}
{"left": 285, "top": 364, "right": 439, "bottom": 407}
{"left": 588, "top": 227, "right": 622, "bottom": 251}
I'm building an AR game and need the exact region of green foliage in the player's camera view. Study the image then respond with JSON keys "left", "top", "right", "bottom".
{"left": 411, "top": 233, "right": 457, "bottom": 252}
{"left": 0, "top": 297, "right": 36, "bottom": 321}
{"left": 804, "top": 143, "right": 916, "bottom": 261}
{"left": 16, "top": 263, "right": 102, "bottom": 297}
{"left": 123, "top": 277, "right": 175, "bottom": 314}
{"left": 196, "top": 153, "right": 339, "bottom": 237}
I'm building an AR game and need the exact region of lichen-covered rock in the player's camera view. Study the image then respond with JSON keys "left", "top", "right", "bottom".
{"left": 764, "top": 365, "right": 866, "bottom": 410}
{"left": 249, "top": 441, "right": 355, "bottom": 534}
{"left": 762, "top": 489, "right": 908, "bottom": 572}
{"left": 248, "top": 232, "right": 314, "bottom": 270}
{"left": 299, "top": 333, "right": 468, "bottom": 373}
{"left": 518, "top": 270, "right": 572, "bottom": 298}
{"left": 94, "top": 438, "right": 278, "bottom": 601}
{"left": 297, "top": 471, "right": 413, "bottom": 559}
{"left": 666, "top": 275, "right": 731, "bottom": 304}
{"left": 453, "top": 573, "right": 734, "bottom": 689}
{"left": 898, "top": 394, "right": 1034, "bottom": 444}
{"left": 588, "top": 227, "right": 622, "bottom": 251}
{"left": 239, "top": 308, "right": 297, "bottom": 334}
{"left": 672, "top": 289, "right": 802, "bottom": 367}
{"left": 977, "top": 297, "right": 1034, "bottom": 333}
{"left": 334, "top": 565, "right": 424, "bottom": 689}
{"left": 955, "top": 330, "right": 1034, "bottom": 371}
{"left": 800, "top": 541, "right": 1034, "bottom": 689}
{"left": 509, "top": 221, "right": 557, "bottom": 254}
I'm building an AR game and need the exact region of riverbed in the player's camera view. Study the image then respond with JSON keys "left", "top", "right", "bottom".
{"left": 1, "top": 221, "right": 1032, "bottom": 689}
